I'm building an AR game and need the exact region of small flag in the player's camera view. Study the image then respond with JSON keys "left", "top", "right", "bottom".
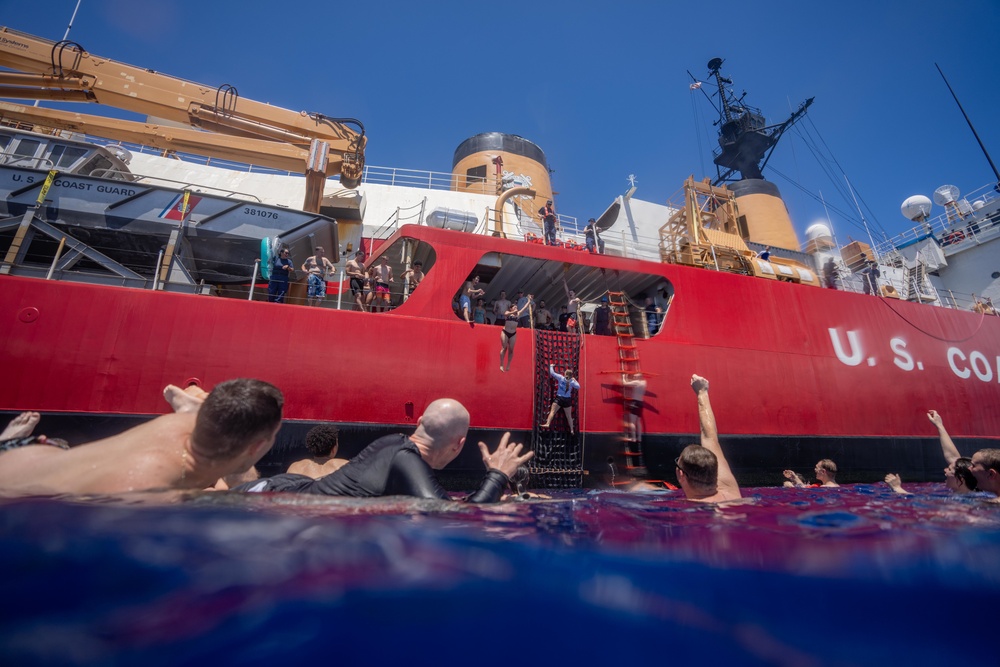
{"left": 689, "top": 81, "right": 702, "bottom": 90}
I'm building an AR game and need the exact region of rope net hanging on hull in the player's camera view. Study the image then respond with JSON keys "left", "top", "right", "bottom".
{"left": 531, "top": 330, "right": 583, "bottom": 489}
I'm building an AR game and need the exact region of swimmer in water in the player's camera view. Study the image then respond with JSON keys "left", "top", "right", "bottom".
{"left": 969, "top": 448, "right": 1000, "bottom": 500}
{"left": 675, "top": 375, "right": 742, "bottom": 503}
{"left": 886, "top": 410, "right": 978, "bottom": 495}
{"left": 237, "top": 398, "right": 533, "bottom": 503}
{"left": 286, "top": 424, "right": 348, "bottom": 478}
{"left": 783, "top": 459, "right": 839, "bottom": 488}
{"left": 0, "top": 379, "right": 283, "bottom": 497}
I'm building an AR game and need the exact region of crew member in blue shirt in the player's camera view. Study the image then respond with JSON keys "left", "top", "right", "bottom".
{"left": 540, "top": 364, "right": 581, "bottom": 434}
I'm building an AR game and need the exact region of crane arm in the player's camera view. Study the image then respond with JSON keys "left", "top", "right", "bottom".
{"left": 0, "top": 27, "right": 365, "bottom": 203}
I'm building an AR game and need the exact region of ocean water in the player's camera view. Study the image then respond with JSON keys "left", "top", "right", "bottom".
{"left": 1, "top": 484, "right": 999, "bottom": 666}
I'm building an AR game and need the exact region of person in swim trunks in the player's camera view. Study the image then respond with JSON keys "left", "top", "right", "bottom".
{"left": 301, "top": 245, "right": 336, "bottom": 307}
{"left": 237, "top": 398, "right": 533, "bottom": 503}
{"left": 500, "top": 296, "right": 532, "bottom": 372}
{"left": 371, "top": 255, "right": 394, "bottom": 312}
{"left": 0, "top": 379, "right": 283, "bottom": 497}
{"left": 540, "top": 363, "right": 581, "bottom": 434}
{"left": 345, "top": 250, "right": 367, "bottom": 312}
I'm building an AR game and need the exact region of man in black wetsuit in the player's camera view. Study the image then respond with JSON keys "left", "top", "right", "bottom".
{"left": 238, "top": 398, "right": 533, "bottom": 502}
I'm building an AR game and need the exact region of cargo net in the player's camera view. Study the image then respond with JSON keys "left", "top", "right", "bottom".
{"left": 530, "top": 330, "right": 584, "bottom": 489}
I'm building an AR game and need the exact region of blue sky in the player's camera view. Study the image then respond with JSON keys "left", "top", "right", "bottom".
{"left": 2, "top": 0, "right": 999, "bottom": 247}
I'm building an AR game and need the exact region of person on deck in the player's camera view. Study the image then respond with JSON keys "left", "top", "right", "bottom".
{"left": 644, "top": 296, "right": 662, "bottom": 335}
{"left": 301, "top": 246, "right": 336, "bottom": 307}
{"left": 286, "top": 424, "right": 349, "bottom": 478}
{"left": 584, "top": 218, "right": 599, "bottom": 254}
{"left": 346, "top": 250, "right": 368, "bottom": 312}
{"left": 401, "top": 261, "right": 424, "bottom": 297}
{"left": 675, "top": 375, "right": 742, "bottom": 503}
{"left": 461, "top": 276, "right": 485, "bottom": 325}
{"left": 268, "top": 247, "right": 294, "bottom": 303}
{"left": 535, "top": 299, "right": 554, "bottom": 330}
{"left": 888, "top": 409, "right": 978, "bottom": 495}
{"left": 516, "top": 290, "right": 532, "bottom": 328}
{"left": 493, "top": 290, "right": 511, "bottom": 325}
{"left": 0, "top": 379, "right": 284, "bottom": 497}
{"left": 540, "top": 364, "right": 581, "bottom": 434}
{"left": 539, "top": 199, "right": 558, "bottom": 246}
{"left": 784, "top": 459, "right": 840, "bottom": 488}
{"left": 758, "top": 245, "right": 771, "bottom": 262}
{"left": 372, "top": 255, "right": 394, "bottom": 312}
{"left": 473, "top": 298, "right": 487, "bottom": 325}
{"left": 238, "top": 399, "right": 534, "bottom": 503}
{"left": 823, "top": 257, "right": 839, "bottom": 290}
{"left": 593, "top": 296, "right": 612, "bottom": 335}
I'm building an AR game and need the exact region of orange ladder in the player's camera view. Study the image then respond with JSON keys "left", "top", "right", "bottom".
{"left": 607, "top": 291, "right": 647, "bottom": 477}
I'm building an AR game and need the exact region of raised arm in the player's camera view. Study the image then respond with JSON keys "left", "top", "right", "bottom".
{"left": 927, "top": 410, "right": 960, "bottom": 466}
{"left": 691, "top": 374, "right": 740, "bottom": 497}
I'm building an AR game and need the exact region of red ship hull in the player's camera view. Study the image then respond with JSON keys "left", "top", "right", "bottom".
{"left": 3, "top": 226, "right": 998, "bottom": 486}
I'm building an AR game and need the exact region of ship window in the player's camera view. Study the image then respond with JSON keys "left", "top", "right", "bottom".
{"left": 8, "top": 138, "right": 42, "bottom": 167}
{"left": 0, "top": 135, "right": 10, "bottom": 154}
{"left": 78, "top": 154, "right": 115, "bottom": 178}
{"left": 465, "top": 165, "right": 486, "bottom": 186}
{"left": 48, "top": 145, "right": 90, "bottom": 170}
{"left": 451, "top": 252, "right": 673, "bottom": 338}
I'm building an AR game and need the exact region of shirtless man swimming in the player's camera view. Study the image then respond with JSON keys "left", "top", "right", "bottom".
{"left": 674, "top": 375, "right": 742, "bottom": 503}
{"left": 345, "top": 250, "right": 367, "bottom": 312}
{"left": 0, "top": 379, "right": 283, "bottom": 496}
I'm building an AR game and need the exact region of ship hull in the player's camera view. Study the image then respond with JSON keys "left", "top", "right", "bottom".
{"left": 3, "top": 226, "right": 998, "bottom": 486}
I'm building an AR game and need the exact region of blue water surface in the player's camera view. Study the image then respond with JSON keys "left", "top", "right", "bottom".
{"left": 2, "top": 484, "right": 999, "bottom": 666}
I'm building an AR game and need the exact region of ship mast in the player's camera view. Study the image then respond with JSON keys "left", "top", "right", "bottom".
{"left": 705, "top": 58, "right": 813, "bottom": 186}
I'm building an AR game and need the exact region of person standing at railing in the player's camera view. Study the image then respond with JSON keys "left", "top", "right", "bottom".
{"left": 539, "top": 199, "right": 558, "bottom": 246}
{"left": 372, "top": 255, "right": 394, "bottom": 312}
{"left": 301, "top": 246, "right": 336, "bottom": 308}
{"left": 644, "top": 296, "right": 662, "bottom": 335}
{"left": 584, "top": 218, "right": 605, "bottom": 254}
{"left": 516, "top": 289, "right": 531, "bottom": 328}
{"left": 493, "top": 290, "right": 511, "bottom": 325}
{"left": 267, "top": 247, "right": 294, "bottom": 303}
{"left": 346, "top": 250, "right": 368, "bottom": 312}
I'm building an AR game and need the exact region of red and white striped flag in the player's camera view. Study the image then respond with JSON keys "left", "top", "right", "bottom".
{"left": 689, "top": 81, "right": 702, "bottom": 90}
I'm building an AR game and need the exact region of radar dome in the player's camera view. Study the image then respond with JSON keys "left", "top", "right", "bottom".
{"left": 932, "top": 185, "right": 960, "bottom": 206}
{"left": 805, "top": 223, "right": 833, "bottom": 241}
{"left": 901, "top": 195, "right": 932, "bottom": 221}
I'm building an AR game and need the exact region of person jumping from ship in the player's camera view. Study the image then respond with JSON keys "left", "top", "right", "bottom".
{"left": 236, "top": 399, "right": 533, "bottom": 503}
{"left": 540, "top": 364, "right": 581, "bottom": 434}
{"left": 674, "top": 375, "right": 742, "bottom": 503}
{"left": 500, "top": 297, "right": 532, "bottom": 372}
